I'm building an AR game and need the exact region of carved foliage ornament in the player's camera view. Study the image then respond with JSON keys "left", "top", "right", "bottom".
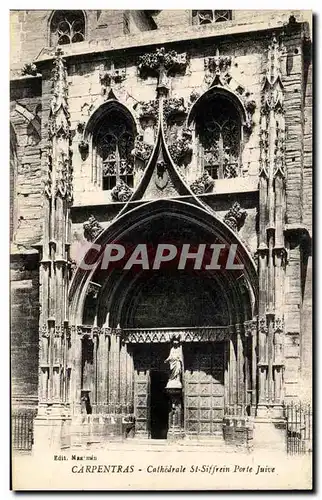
{"left": 223, "top": 202, "right": 247, "bottom": 232}
{"left": 168, "top": 129, "right": 192, "bottom": 167}
{"left": 55, "top": 153, "right": 73, "bottom": 201}
{"left": 163, "top": 97, "right": 187, "bottom": 120}
{"left": 132, "top": 134, "right": 153, "bottom": 163}
{"left": 135, "top": 100, "right": 158, "bottom": 121}
{"left": 138, "top": 47, "right": 188, "bottom": 75}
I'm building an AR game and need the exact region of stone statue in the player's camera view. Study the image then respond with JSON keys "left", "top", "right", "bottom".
{"left": 165, "top": 336, "right": 183, "bottom": 389}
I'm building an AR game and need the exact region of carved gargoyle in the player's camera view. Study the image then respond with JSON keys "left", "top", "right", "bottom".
{"left": 83, "top": 215, "right": 103, "bottom": 242}
{"left": 223, "top": 202, "right": 247, "bottom": 232}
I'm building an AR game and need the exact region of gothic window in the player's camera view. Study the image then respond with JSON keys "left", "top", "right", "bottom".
{"left": 195, "top": 96, "right": 241, "bottom": 179}
{"left": 193, "top": 10, "right": 232, "bottom": 25}
{"left": 93, "top": 110, "right": 135, "bottom": 190}
{"left": 50, "top": 10, "right": 85, "bottom": 46}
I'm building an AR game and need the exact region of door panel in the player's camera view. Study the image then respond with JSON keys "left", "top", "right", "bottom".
{"left": 184, "top": 343, "right": 225, "bottom": 435}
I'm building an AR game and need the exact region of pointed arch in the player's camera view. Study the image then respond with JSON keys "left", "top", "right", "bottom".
{"left": 48, "top": 10, "right": 87, "bottom": 47}
{"left": 84, "top": 100, "right": 138, "bottom": 191}
{"left": 69, "top": 198, "right": 258, "bottom": 325}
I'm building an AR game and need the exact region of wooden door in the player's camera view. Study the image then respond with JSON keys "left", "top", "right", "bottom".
{"left": 184, "top": 343, "right": 225, "bottom": 435}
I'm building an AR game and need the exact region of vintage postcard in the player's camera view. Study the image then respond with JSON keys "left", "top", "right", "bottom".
{"left": 10, "top": 9, "right": 312, "bottom": 490}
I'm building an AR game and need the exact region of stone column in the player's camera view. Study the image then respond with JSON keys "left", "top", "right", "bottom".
{"left": 108, "top": 328, "right": 121, "bottom": 414}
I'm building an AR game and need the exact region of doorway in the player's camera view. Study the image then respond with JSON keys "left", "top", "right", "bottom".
{"left": 150, "top": 371, "right": 170, "bottom": 439}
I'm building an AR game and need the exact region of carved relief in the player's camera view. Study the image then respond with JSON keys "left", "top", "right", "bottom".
{"left": 78, "top": 139, "right": 89, "bottom": 161}
{"left": 190, "top": 171, "right": 214, "bottom": 195}
{"left": 55, "top": 153, "right": 73, "bottom": 202}
{"left": 223, "top": 202, "right": 247, "bottom": 232}
{"left": 48, "top": 48, "right": 70, "bottom": 140}
{"left": 273, "top": 317, "right": 284, "bottom": 363}
{"left": 138, "top": 47, "right": 188, "bottom": 96}
{"left": 168, "top": 129, "right": 192, "bottom": 167}
{"left": 111, "top": 179, "right": 133, "bottom": 202}
{"left": 155, "top": 160, "right": 169, "bottom": 190}
{"left": 163, "top": 97, "right": 187, "bottom": 120}
{"left": 21, "top": 62, "right": 38, "bottom": 77}
{"left": 260, "top": 35, "right": 285, "bottom": 179}
{"left": 132, "top": 134, "right": 153, "bottom": 164}
{"left": 83, "top": 215, "right": 103, "bottom": 242}
{"left": 204, "top": 53, "right": 232, "bottom": 87}
{"left": 99, "top": 62, "right": 126, "bottom": 96}
{"left": 135, "top": 100, "right": 158, "bottom": 121}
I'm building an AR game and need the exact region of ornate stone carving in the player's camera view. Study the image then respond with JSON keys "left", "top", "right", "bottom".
{"left": 86, "top": 282, "right": 102, "bottom": 299}
{"left": 21, "top": 62, "right": 38, "bottom": 77}
{"left": 260, "top": 35, "right": 285, "bottom": 180}
{"left": 155, "top": 160, "right": 169, "bottom": 190}
{"left": 135, "top": 100, "right": 158, "bottom": 120}
{"left": 163, "top": 97, "right": 187, "bottom": 120}
{"left": 55, "top": 153, "right": 73, "bottom": 202}
{"left": 48, "top": 48, "right": 70, "bottom": 140}
{"left": 244, "top": 320, "right": 257, "bottom": 338}
{"left": 111, "top": 179, "right": 133, "bottom": 202}
{"left": 76, "top": 121, "right": 86, "bottom": 134}
{"left": 132, "top": 134, "right": 153, "bottom": 163}
{"left": 223, "top": 202, "right": 247, "bottom": 232}
{"left": 273, "top": 317, "right": 284, "bottom": 363}
{"left": 165, "top": 335, "right": 183, "bottom": 389}
{"left": 204, "top": 52, "right": 232, "bottom": 87}
{"left": 138, "top": 47, "right": 188, "bottom": 95}
{"left": 168, "top": 129, "right": 192, "bottom": 166}
{"left": 44, "top": 151, "right": 53, "bottom": 198}
{"left": 189, "top": 89, "right": 200, "bottom": 103}
{"left": 99, "top": 62, "right": 126, "bottom": 96}
{"left": 122, "top": 327, "right": 230, "bottom": 343}
{"left": 78, "top": 139, "right": 89, "bottom": 161}
{"left": 190, "top": 171, "right": 214, "bottom": 195}
{"left": 259, "top": 317, "right": 268, "bottom": 335}
{"left": 83, "top": 215, "right": 103, "bottom": 242}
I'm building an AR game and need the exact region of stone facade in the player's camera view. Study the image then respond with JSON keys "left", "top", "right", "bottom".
{"left": 10, "top": 10, "right": 312, "bottom": 450}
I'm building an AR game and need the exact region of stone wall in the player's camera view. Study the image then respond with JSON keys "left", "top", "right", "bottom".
{"left": 11, "top": 254, "right": 39, "bottom": 408}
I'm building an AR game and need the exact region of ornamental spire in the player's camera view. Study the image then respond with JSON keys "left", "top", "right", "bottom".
{"left": 49, "top": 47, "right": 70, "bottom": 139}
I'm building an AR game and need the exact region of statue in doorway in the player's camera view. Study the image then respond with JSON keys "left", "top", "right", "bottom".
{"left": 165, "top": 335, "right": 183, "bottom": 389}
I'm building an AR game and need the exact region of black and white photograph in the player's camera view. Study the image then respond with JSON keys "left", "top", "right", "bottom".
{"left": 9, "top": 8, "right": 313, "bottom": 490}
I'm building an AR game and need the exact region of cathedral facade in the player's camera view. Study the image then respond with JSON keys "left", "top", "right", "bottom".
{"left": 10, "top": 10, "right": 312, "bottom": 450}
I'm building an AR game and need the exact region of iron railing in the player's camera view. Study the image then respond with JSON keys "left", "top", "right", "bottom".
{"left": 12, "top": 409, "right": 37, "bottom": 452}
{"left": 284, "top": 401, "right": 312, "bottom": 455}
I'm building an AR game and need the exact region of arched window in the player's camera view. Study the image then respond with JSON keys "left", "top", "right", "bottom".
{"left": 50, "top": 10, "right": 85, "bottom": 46}
{"left": 93, "top": 109, "right": 135, "bottom": 190}
{"left": 195, "top": 95, "right": 241, "bottom": 179}
{"left": 192, "top": 10, "right": 232, "bottom": 25}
